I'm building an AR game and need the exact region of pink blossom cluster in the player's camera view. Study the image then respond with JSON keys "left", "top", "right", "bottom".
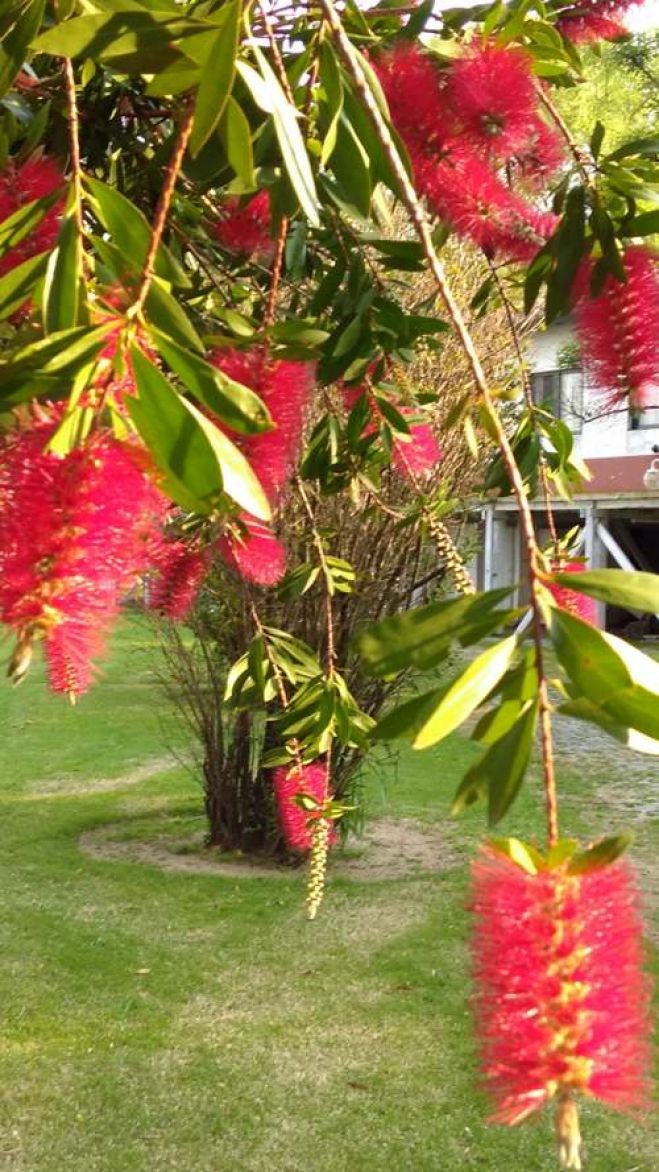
{"left": 546, "top": 561, "right": 599, "bottom": 625}
{"left": 343, "top": 381, "right": 442, "bottom": 481}
{"left": 272, "top": 761, "right": 336, "bottom": 852}
{"left": 471, "top": 845, "right": 651, "bottom": 1125}
{"left": 376, "top": 42, "right": 565, "bottom": 261}
{"left": 213, "top": 191, "right": 273, "bottom": 258}
{"left": 0, "top": 409, "right": 167, "bottom": 697}
{"left": 557, "top": 0, "right": 636, "bottom": 44}
{"left": 209, "top": 347, "right": 316, "bottom": 586}
{"left": 573, "top": 246, "right": 659, "bottom": 411}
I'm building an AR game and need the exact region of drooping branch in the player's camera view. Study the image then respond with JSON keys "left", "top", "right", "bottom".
{"left": 319, "top": 0, "right": 559, "bottom": 845}
{"left": 130, "top": 104, "right": 195, "bottom": 318}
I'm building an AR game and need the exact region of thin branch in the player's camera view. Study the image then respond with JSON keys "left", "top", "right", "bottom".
{"left": 130, "top": 104, "right": 195, "bottom": 318}
{"left": 320, "top": 0, "right": 559, "bottom": 845}
{"left": 63, "top": 59, "right": 84, "bottom": 238}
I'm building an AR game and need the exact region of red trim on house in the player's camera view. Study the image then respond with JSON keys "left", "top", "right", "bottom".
{"left": 577, "top": 455, "right": 657, "bottom": 496}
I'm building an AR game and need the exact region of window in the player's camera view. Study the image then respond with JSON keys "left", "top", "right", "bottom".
{"left": 629, "top": 386, "right": 659, "bottom": 430}
{"left": 531, "top": 369, "right": 584, "bottom": 433}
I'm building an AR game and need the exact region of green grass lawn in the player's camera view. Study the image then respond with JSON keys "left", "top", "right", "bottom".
{"left": 0, "top": 618, "right": 657, "bottom": 1171}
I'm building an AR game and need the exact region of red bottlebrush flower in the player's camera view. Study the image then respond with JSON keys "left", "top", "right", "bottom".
{"left": 416, "top": 150, "right": 556, "bottom": 261}
{"left": 512, "top": 116, "right": 567, "bottom": 189}
{"left": 547, "top": 561, "right": 599, "bottom": 626}
{"left": 392, "top": 418, "right": 443, "bottom": 481}
{"left": 444, "top": 43, "right": 537, "bottom": 160}
{"left": 272, "top": 761, "right": 336, "bottom": 852}
{"left": 0, "top": 155, "right": 65, "bottom": 279}
{"left": 213, "top": 191, "right": 273, "bottom": 257}
{"left": 374, "top": 43, "right": 450, "bottom": 155}
{"left": 557, "top": 1, "right": 634, "bottom": 44}
{"left": 574, "top": 246, "right": 659, "bottom": 410}
{"left": 147, "top": 540, "right": 209, "bottom": 620}
{"left": 0, "top": 413, "right": 166, "bottom": 697}
{"left": 471, "top": 845, "right": 651, "bottom": 1145}
{"left": 211, "top": 347, "right": 315, "bottom": 505}
{"left": 217, "top": 513, "right": 287, "bottom": 586}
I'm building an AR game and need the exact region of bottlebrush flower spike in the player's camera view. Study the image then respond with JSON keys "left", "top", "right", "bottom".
{"left": 546, "top": 562, "right": 599, "bottom": 626}
{"left": 574, "top": 247, "right": 659, "bottom": 411}
{"left": 211, "top": 347, "right": 315, "bottom": 505}
{"left": 272, "top": 761, "right": 334, "bottom": 851}
{"left": 415, "top": 150, "right": 556, "bottom": 262}
{"left": 217, "top": 513, "right": 287, "bottom": 586}
{"left": 512, "top": 116, "right": 567, "bottom": 190}
{"left": 0, "top": 155, "right": 65, "bottom": 278}
{"left": 471, "top": 844, "right": 651, "bottom": 1167}
{"left": 213, "top": 191, "right": 273, "bottom": 257}
{"left": 557, "top": 1, "right": 635, "bottom": 44}
{"left": 0, "top": 413, "right": 166, "bottom": 697}
{"left": 392, "top": 419, "right": 443, "bottom": 481}
{"left": 444, "top": 43, "right": 537, "bottom": 159}
{"left": 374, "top": 43, "right": 450, "bottom": 154}
{"left": 147, "top": 539, "right": 209, "bottom": 620}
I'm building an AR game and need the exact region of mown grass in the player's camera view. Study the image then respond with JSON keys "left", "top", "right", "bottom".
{"left": 0, "top": 618, "right": 657, "bottom": 1171}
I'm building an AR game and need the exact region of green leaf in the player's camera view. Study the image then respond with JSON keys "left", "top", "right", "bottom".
{"left": 218, "top": 95, "right": 255, "bottom": 186}
{"left": 487, "top": 836, "right": 543, "bottom": 875}
{"left": 373, "top": 685, "right": 448, "bottom": 742}
{"left": 42, "top": 211, "right": 82, "bottom": 333}
{"left": 151, "top": 331, "right": 271, "bottom": 434}
{"left": 127, "top": 347, "right": 224, "bottom": 514}
{"left": 129, "top": 347, "right": 270, "bottom": 519}
{"left": 189, "top": 0, "right": 239, "bottom": 158}
{"left": 318, "top": 40, "right": 343, "bottom": 166}
{"left": 355, "top": 587, "right": 515, "bottom": 678}
{"left": 0, "top": 0, "right": 45, "bottom": 99}
{"left": 549, "top": 608, "right": 659, "bottom": 740}
{"left": 32, "top": 12, "right": 205, "bottom": 72}
{"left": 589, "top": 120, "right": 605, "bottom": 160}
{"left": 550, "top": 568, "right": 659, "bottom": 614}
{"left": 143, "top": 276, "right": 204, "bottom": 352}
{"left": 331, "top": 112, "right": 372, "bottom": 217}
{"left": 605, "top": 136, "right": 659, "bottom": 162}
{"left": 0, "top": 249, "right": 48, "bottom": 319}
{"left": 452, "top": 699, "right": 537, "bottom": 825}
{"left": 0, "top": 191, "right": 60, "bottom": 254}
{"left": 84, "top": 176, "right": 188, "bottom": 287}
{"left": 567, "top": 833, "right": 633, "bottom": 875}
{"left": 624, "top": 209, "right": 659, "bottom": 237}
{"left": 412, "top": 635, "right": 518, "bottom": 750}
{"left": 237, "top": 54, "right": 319, "bottom": 227}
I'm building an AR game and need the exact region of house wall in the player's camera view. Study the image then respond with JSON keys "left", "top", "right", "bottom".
{"left": 528, "top": 321, "right": 659, "bottom": 460}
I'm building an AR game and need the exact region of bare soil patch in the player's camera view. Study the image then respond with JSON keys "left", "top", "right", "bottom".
{"left": 79, "top": 815, "right": 460, "bottom": 882}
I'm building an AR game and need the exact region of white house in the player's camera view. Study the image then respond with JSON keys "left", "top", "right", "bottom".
{"left": 477, "top": 319, "right": 659, "bottom": 631}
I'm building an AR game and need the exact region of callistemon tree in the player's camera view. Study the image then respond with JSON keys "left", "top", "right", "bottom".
{"left": 1, "top": 0, "right": 658, "bottom": 1163}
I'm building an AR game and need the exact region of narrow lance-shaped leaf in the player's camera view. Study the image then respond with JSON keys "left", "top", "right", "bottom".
{"left": 151, "top": 330, "right": 272, "bottom": 435}
{"left": 0, "top": 0, "right": 46, "bottom": 99}
{"left": 549, "top": 607, "right": 659, "bottom": 740}
{"left": 452, "top": 699, "right": 538, "bottom": 825}
{"left": 355, "top": 587, "right": 515, "bottom": 678}
{"left": 237, "top": 53, "right": 320, "bottom": 227}
{"left": 413, "top": 635, "right": 519, "bottom": 750}
{"left": 127, "top": 346, "right": 225, "bottom": 514}
{"left": 84, "top": 176, "right": 189, "bottom": 287}
{"left": 0, "top": 250, "right": 48, "bottom": 320}
{"left": 550, "top": 568, "right": 659, "bottom": 614}
{"left": 42, "top": 211, "right": 83, "bottom": 333}
{"left": 218, "top": 95, "right": 255, "bottom": 186}
{"left": 189, "top": 0, "right": 240, "bottom": 157}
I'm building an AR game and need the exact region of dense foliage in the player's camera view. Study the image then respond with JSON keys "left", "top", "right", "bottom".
{"left": 2, "top": 0, "right": 659, "bottom": 1164}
